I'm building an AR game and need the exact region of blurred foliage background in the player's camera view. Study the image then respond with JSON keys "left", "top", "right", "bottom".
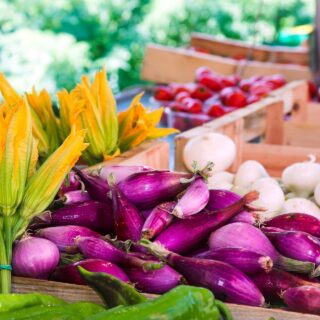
{"left": 0, "top": 0, "right": 314, "bottom": 95}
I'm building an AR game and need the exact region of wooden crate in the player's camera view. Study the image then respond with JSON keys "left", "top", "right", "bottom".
{"left": 12, "top": 277, "right": 320, "bottom": 320}
{"left": 175, "top": 91, "right": 320, "bottom": 177}
{"left": 190, "top": 33, "right": 309, "bottom": 65}
{"left": 141, "top": 44, "right": 312, "bottom": 83}
{"left": 85, "top": 139, "right": 170, "bottom": 172}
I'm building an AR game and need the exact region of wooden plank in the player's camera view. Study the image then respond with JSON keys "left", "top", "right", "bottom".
{"left": 190, "top": 33, "right": 309, "bottom": 65}
{"left": 12, "top": 277, "right": 320, "bottom": 320}
{"left": 190, "top": 33, "right": 269, "bottom": 61}
{"left": 141, "top": 44, "right": 237, "bottom": 84}
{"left": 87, "top": 140, "right": 170, "bottom": 172}
{"left": 239, "top": 59, "right": 312, "bottom": 82}
{"left": 265, "top": 100, "right": 284, "bottom": 144}
{"left": 242, "top": 143, "right": 320, "bottom": 177}
{"left": 284, "top": 121, "right": 320, "bottom": 148}
{"left": 306, "top": 102, "right": 320, "bottom": 123}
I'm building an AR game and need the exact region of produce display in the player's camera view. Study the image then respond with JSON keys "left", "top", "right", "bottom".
{"left": 0, "top": 269, "right": 231, "bottom": 319}
{"left": 0, "top": 153, "right": 317, "bottom": 316}
{"left": 153, "top": 67, "right": 286, "bottom": 131}
{"left": 0, "top": 71, "right": 177, "bottom": 164}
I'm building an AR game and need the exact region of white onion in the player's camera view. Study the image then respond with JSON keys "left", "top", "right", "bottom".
{"left": 207, "top": 171, "right": 234, "bottom": 190}
{"left": 315, "top": 181, "right": 320, "bottom": 207}
{"left": 250, "top": 178, "right": 285, "bottom": 219}
{"left": 234, "top": 160, "right": 269, "bottom": 190}
{"left": 282, "top": 198, "right": 320, "bottom": 219}
{"left": 282, "top": 155, "right": 320, "bottom": 197}
{"left": 183, "top": 133, "right": 236, "bottom": 173}
{"left": 12, "top": 237, "right": 60, "bottom": 279}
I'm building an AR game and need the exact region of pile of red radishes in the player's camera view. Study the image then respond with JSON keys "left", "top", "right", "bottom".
{"left": 154, "top": 67, "right": 286, "bottom": 119}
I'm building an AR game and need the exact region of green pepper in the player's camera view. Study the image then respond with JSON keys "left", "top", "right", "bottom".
{"left": 86, "top": 285, "right": 220, "bottom": 320}
{"left": 1, "top": 302, "right": 104, "bottom": 320}
{"left": 0, "top": 293, "right": 65, "bottom": 313}
{"left": 78, "top": 267, "right": 146, "bottom": 308}
{"left": 215, "top": 300, "right": 233, "bottom": 320}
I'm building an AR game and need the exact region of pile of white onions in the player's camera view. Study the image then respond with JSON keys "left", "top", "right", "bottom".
{"left": 184, "top": 134, "right": 320, "bottom": 220}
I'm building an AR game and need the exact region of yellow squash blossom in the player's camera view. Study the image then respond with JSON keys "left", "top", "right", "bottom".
{"left": 19, "top": 128, "right": 88, "bottom": 221}
{"left": 0, "top": 99, "right": 34, "bottom": 216}
{"left": 118, "top": 93, "right": 178, "bottom": 152}
{"left": 26, "top": 87, "right": 61, "bottom": 159}
{"left": 64, "top": 68, "right": 119, "bottom": 164}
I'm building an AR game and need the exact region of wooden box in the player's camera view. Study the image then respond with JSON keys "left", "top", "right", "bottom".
{"left": 190, "top": 33, "right": 309, "bottom": 65}
{"left": 12, "top": 277, "right": 320, "bottom": 320}
{"left": 85, "top": 139, "right": 170, "bottom": 172}
{"left": 141, "top": 44, "right": 312, "bottom": 83}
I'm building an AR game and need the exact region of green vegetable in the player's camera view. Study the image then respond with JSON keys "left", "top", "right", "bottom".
{"left": 215, "top": 300, "right": 233, "bottom": 320}
{"left": 1, "top": 302, "right": 104, "bottom": 320}
{"left": 86, "top": 285, "right": 221, "bottom": 320}
{"left": 78, "top": 267, "right": 147, "bottom": 308}
{"left": 0, "top": 293, "right": 65, "bottom": 313}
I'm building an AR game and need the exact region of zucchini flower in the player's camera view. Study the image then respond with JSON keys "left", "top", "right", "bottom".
{"left": 0, "top": 99, "right": 34, "bottom": 216}
{"left": 118, "top": 93, "right": 178, "bottom": 152}
{"left": 26, "top": 87, "right": 61, "bottom": 159}
{"left": 72, "top": 68, "right": 119, "bottom": 164}
{"left": 19, "top": 128, "right": 88, "bottom": 221}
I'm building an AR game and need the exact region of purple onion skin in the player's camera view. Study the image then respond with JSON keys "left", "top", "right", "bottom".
{"left": 141, "top": 209, "right": 153, "bottom": 219}
{"left": 156, "top": 191, "right": 259, "bottom": 254}
{"left": 172, "top": 177, "right": 209, "bottom": 219}
{"left": 250, "top": 269, "right": 319, "bottom": 303}
{"left": 195, "top": 248, "right": 273, "bottom": 274}
{"left": 264, "top": 213, "right": 320, "bottom": 237}
{"left": 51, "top": 259, "right": 129, "bottom": 285}
{"left": 118, "top": 171, "right": 193, "bottom": 209}
{"left": 59, "top": 171, "right": 80, "bottom": 195}
{"left": 99, "top": 165, "right": 152, "bottom": 183}
{"left": 61, "top": 190, "right": 92, "bottom": 205}
{"left": 36, "top": 225, "right": 100, "bottom": 253}
{"left": 230, "top": 210, "right": 262, "bottom": 225}
{"left": 73, "top": 167, "right": 110, "bottom": 203}
{"left": 111, "top": 184, "right": 144, "bottom": 242}
{"left": 49, "top": 201, "right": 113, "bottom": 233}
{"left": 209, "top": 222, "right": 279, "bottom": 262}
{"left": 206, "top": 189, "right": 240, "bottom": 210}
{"left": 125, "top": 265, "right": 183, "bottom": 294}
{"left": 142, "top": 201, "right": 176, "bottom": 239}
{"left": 76, "top": 237, "right": 159, "bottom": 269}
{"left": 263, "top": 229, "right": 320, "bottom": 264}
{"left": 12, "top": 237, "right": 60, "bottom": 279}
{"left": 284, "top": 286, "right": 320, "bottom": 314}
{"left": 167, "top": 253, "right": 265, "bottom": 306}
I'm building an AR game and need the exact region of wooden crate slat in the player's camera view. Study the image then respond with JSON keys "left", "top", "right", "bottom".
{"left": 190, "top": 33, "right": 309, "bottom": 65}
{"left": 12, "top": 277, "right": 320, "bottom": 320}
{"left": 141, "top": 44, "right": 237, "bottom": 84}
{"left": 86, "top": 140, "right": 170, "bottom": 172}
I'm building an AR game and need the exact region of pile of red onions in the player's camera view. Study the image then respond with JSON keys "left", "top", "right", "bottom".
{"left": 11, "top": 165, "right": 320, "bottom": 315}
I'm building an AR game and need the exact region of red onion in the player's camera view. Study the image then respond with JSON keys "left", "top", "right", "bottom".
{"left": 206, "top": 189, "right": 240, "bottom": 210}
{"left": 111, "top": 182, "right": 144, "bottom": 242}
{"left": 126, "top": 265, "right": 183, "bottom": 294}
{"left": 12, "top": 237, "right": 60, "bottom": 279}
{"left": 283, "top": 286, "right": 320, "bottom": 314}
{"left": 264, "top": 213, "right": 320, "bottom": 237}
{"left": 209, "top": 222, "right": 315, "bottom": 274}
{"left": 36, "top": 225, "right": 100, "bottom": 253}
{"left": 230, "top": 210, "right": 263, "bottom": 225}
{"left": 59, "top": 190, "right": 92, "bottom": 205}
{"left": 76, "top": 237, "right": 162, "bottom": 270}
{"left": 58, "top": 171, "right": 81, "bottom": 195}
{"left": 251, "top": 269, "right": 320, "bottom": 303}
{"left": 172, "top": 176, "right": 209, "bottom": 218}
{"left": 51, "top": 259, "right": 129, "bottom": 284}
{"left": 141, "top": 240, "right": 264, "bottom": 306}
{"left": 73, "top": 167, "right": 110, "bottom": 203}
{"left": 118, "top": 170, "right": 192, "bottom": 209}
{"left": 195, "top": 248, "right": 273, "bottom": 274}
{"left": 141, "top": 201, "right": 176, "bottom": 239}
{"left": 155, "top": 191, "right": 259, "bottom": 254}
{"left": 38, "top": 201, "right": 114, "bottom": 233}
{"left": 98, "top": 165, "right": 152, "bottom": 183}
